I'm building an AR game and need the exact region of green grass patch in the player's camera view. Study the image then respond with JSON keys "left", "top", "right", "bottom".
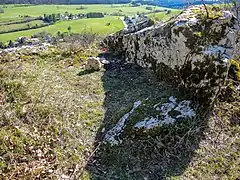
{"left": 0, "top": 4, "right": 170, "bottom": 22}
{"left": 147, "top": 9, "right": 182, "bottom": 21}
{"left": 0, "top": 16, "right": 124, "bottom": 42}
{"left": 0, "top": 20, "right": 46, "bottom": 33}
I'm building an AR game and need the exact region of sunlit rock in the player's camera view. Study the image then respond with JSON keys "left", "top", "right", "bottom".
{"left": 104, "top": 100, "right": 141, "bottom": 145}
{"left": 104, "top": 6, "right": 239, "bottom": 104}
{"left": 85, "top": 57, "right": 102, "bottom": 71}
{"left": 134, "top": 96, "right": 196, "bottom": 130}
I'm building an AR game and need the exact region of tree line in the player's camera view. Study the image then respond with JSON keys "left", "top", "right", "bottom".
{"left": 0, "top": 0, "right": 131, "bottom": 4}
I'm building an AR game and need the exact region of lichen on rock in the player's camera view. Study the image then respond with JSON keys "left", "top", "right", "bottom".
{"left": 104, "top": 5, "right": 239, "bottom": 105}
{"left": 102, "top": 6, "right": 239, "bottom": 146}
{"left": 104, "top": 100, "right": 142, "bottom": 145}
{"left": 229, "top": 59, "right": 240, "bottom": 82}
{"left": 134, "top": 96, "right": 196, "bottom": 130}
{"left": 85, "top": 57, "right": 102, "bottom": 71}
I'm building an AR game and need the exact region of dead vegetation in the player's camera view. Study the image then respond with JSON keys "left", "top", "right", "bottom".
{"left": 0, "top": 33, "right": 239, "bottom": 179}
{"left": 0, "top": 41, "right": 103, "bottom": 179}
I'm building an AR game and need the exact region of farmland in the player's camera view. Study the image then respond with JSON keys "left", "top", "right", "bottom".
{"left": 0, "top": 17, "right": 124, "bottom": 42}
{"left": 0, "top": 20, "right": 46, "bottom": 33}
{"left": 0, "top": 4, "right": 181, "bottom": 42}
{"left": 0, "top": 4, "right": 175, "bottom": 19}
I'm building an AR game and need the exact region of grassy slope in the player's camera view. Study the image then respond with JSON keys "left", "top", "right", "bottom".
{"left": 1, "top": 43, "right": 239, "bottom": 179}
{"left": 0, "top": 42, "right": 177, "bottom": 178}
{"left": 0, "top": 44, "right": 103, "bottom": 178}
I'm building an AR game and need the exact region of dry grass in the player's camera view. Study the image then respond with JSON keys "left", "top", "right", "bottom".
{"left": 0, "top": 41, "right": 239, "bottom": 179}
{"left": 183, "top": 99, "right": 240, "bottom": 179}
{"left": 0, "top": 42, "right": 104, "bottom": 179}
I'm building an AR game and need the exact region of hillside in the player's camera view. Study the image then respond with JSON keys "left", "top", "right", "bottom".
{"left": 0, "top": 4, "right": 239, "bottom": 180}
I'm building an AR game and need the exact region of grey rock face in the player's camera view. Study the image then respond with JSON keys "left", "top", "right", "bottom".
{"left": 104, "top": 6, "right": 239, "bottom": 104}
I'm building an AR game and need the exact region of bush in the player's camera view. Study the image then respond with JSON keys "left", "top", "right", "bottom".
{"left": 32, "top": 31, "right": 52, "bottom": 39}
{"left": 146, "top": 6, "right": 153, "bottom": 11}
{"left": 86, "top": 12, "right": 104, "bottom": 18}
{"left": 109, "top": 12, "right": 122, "bottom": 16}
{"left": 8, "top": 40, "right": 13, "bottom": 48}
{"left": 131, "top": 2, "right": 141, "bottom": 7}
{"left": 0, "top": 42, "right": 5, "bottom": 49}
{"left": 0, "top": 7, "right": 4, "bottom": 13}
{"left": 166, "top": 10, "right": 171, "bottom": 14}
{"left": 76, "top": 6, "right": 87, "bottom": 10}
{"left": 229, "top": 60, "right": 240, "bottom": 82}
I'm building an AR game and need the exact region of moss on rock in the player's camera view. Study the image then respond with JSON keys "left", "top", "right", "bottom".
{"left": 229, "top": 59, "right": 240, "bottom": 82}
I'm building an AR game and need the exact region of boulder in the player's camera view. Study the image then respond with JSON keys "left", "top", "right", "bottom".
{"left": 85, "top": 57, "right": 102, "bottom": 71}
{"left": 100, "top": 58, "right": 111, "bottom": 70}
{"left": 104, "top": 6, "right": 239, "bottom": 104}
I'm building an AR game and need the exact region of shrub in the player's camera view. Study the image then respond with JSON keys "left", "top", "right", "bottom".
{"left": 8, "top": 40, "right": 13, "bottom": 48}
{"left": 229, "top": 60, "right": 240, "bottom": 82}
{"left": 0, "top": 7, "right": 4, "bottom": 13}
{"left": 109, "top": 12, "right": 122, "bottom": 16}
{"left": 67, "top": 26, "right": 72, "bottom": 33}
{"left": 86, "top": 12, "right": 104, "bottom": 18}
{"left": 76, "top": 6, "right": 87, "bottom": 10}
{"left": 146, "top": 6, "right": 153, "bottom": 11}
{"left": 166, "top": 10, "right": 171, "bottom": 14}
{"left": 0, "top": 42, "right": 5, "bottom": 49}
{"left": 32, "top": 31, "right": 51, "bottom": 39}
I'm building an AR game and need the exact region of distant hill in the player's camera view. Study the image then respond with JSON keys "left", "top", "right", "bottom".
{"left": 0, "top": 0, "right": 222, "bottom": 7}
{"left": 133, "top": 0, "right": 222, "bottom": 8}
{"left": 1, "top": 0, "right": 131, "bottom": 4}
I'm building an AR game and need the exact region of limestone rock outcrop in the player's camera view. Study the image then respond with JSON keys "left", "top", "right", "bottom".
{"left": 85, "top": 57, "right": 102, "bottom": 71}
{"left": 104, "top": 6, "right": 239, "bottom": 104}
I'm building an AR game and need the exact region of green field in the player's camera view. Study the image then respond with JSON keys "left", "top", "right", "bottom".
{"left": 0, "top": 4, "right": 170, "bottom": 22}
{"left": 0, "top": 20, "right": 46, "bottom": 33}
{"left": 0, "top": 4, "right": 181, "bottom": 43}
{"left": 147, "top": 9, "right": 181, "bottom": 21}
{"left": 0, "top": 16, "right": 124, "bottom": 42}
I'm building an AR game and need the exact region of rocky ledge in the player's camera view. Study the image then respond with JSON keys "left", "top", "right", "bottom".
{"left": 104, "top": 5, "right": 239, "bottom": 104}
{"left": 102, "top": 6, "right": 240, "bottom": 146}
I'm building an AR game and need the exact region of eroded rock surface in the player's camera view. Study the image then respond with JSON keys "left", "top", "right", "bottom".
{"left": 104, "top": 96, "right": 196, "bottom": 146}
{"left": 104, "top": 6, "right": 239, "bottom": 104}
{"left": 104, "top": 100, "right": 142, "bottom": 145}
{"left": 134, "top": 96, "right": 196, "bottom": 130}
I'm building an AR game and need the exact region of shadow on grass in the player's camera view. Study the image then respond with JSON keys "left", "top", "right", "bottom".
{"left": 85, "top": 62, "right": 208, "bottom": 179}
{"left": 77, "top": 69, "right": 97, "bottom": 76}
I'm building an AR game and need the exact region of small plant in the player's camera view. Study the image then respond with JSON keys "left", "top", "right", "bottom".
{"left": 166, "top": 10, "right": 171, "bottom": 14}
{"left": 229, "top": 59, "right": 240, "bottom": 81}
{"left": 0, "top": 7, "right": 4, "bottom": 13}
{"left": 194, "top": 31, "right": 203, "bottom": 38}
{"left": 8, "top": 40, "right": 13, "bottom": 47}
{"left": 146, "top": 6, "right": 153, "bottom": 11}
{"left": 67, "top": 26, "right": 72, "bottom": 33}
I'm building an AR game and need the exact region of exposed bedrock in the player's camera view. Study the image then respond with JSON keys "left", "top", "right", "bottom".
{"left": 104, "top": 6, "right": 239, "bottom": 104}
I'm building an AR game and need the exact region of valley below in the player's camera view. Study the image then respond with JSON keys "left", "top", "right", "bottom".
{"left": 0, "top": 2, "right": 240, "bottom": 180}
